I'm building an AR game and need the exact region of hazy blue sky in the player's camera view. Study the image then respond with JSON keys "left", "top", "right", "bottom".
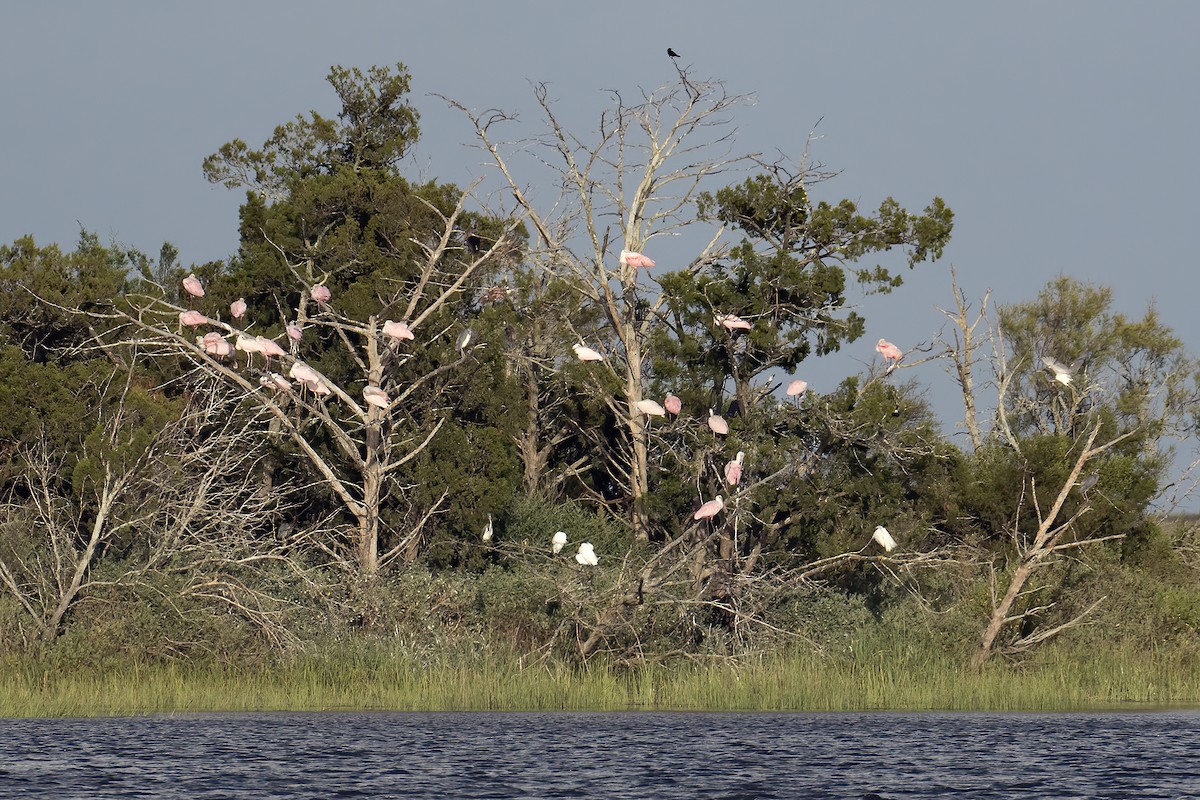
{"left": 3, "top": 2, "right": 1198, "bottom": 500}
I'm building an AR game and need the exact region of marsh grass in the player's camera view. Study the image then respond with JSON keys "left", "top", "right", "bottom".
{"left": 3, "top": 642, "right": 1197, "bottom": 718}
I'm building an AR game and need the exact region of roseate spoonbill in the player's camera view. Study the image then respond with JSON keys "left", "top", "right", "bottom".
{"left": 456, "top": 329, "right": 474, "bottom": 352}
{"left": 620, "top": 249, "right": 655, "bottom": 269}
{"left": 182, "top": 273, "right": 204, "bottom": 299}
{"left": 382, "top": 320, "right": 414, "bottom": 341}
{"left": 199, "top": 332, "right": 232, "bottom": 357}
{"left": 259, "top": 373, "right": 292, "bottom": 392}
{"left": 724, "top": 451, "right": 744, "bottom": 487}
{"left": 715, "top": 313, "right": 752, "bottom": 331}
{"left": 636, "top": 399, "right": 666, "bottom": 417}
{"left": 179, "top": 310, "right": 208, "bottom": 327}
{"left": 311, "top": 284, "right": 331, "bottom": 303}
{"left": 668, "top": 47, "right": 681, "bottom": 58}
{"left": 1041, "top": 356, "right": 1077, "bottom": 385}
{"left": 289, "top": 361, "right": 330, "bottom": 396}
{"left": 235, "top": 333, "right": 264, "bottom": 367}
{"left": 694, "top": 494, "right": 724, "bottom": 520}
{"left": 876, "top": 338, "right": 903, "bottom": 362}
{"left": 707, "top": 408, "right": 729, "bottom": 435}
{"left": 362, "top": 385, "right": 390, "bottom": 409}
{"left": 786, "top": 379, "right": 808, "bottom": 397}
{"left": 872, "top": 525, "right": 897, "bottom": 552}
{"left": 575, "top": 542, "right": 599, "bottom": 566}
{"left": 481, "top": 514, "right": 494, "bottom": 542}
{"left": 230, "top": 298, "right": 247, "bottom": 319}
{"left": 256, "top": 336, "right": 287, "bottom": 362}
{"left": 552, "top": 530, "right": 568, "bottom": 554}
{"left": 286, "top": 323, "right": 303, "bottom": 342}
{"left": 664, "top": 394, "right": 682, "bottom": 416}
{"left": 573, "top": 343, "right": 605, "bottom": 362}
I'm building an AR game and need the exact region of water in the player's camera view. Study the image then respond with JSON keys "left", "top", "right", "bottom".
{"left": 1, "top": 711, "right": 1198, "bottom": 799}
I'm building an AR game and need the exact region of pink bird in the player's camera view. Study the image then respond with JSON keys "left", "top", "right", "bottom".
{"left": 876, "top": 338, "right": 903, "bottom": 362}
{"left": 664, "top": 394, "right": 682, "bottom": 416}
{"left": 382, "top": 319, "right": 415, "bottom": 341}
{"left": 693, "top": 494, "right": 725, "bottom": 521}
{"left": 636, "top": 399, "right": 666, "bottom": 417}
{"left": 362, "top": 385, "right": 390, "bottom": 409}
{"left": 311, "top": 284, "right": 332, "bottom": 303}
{"left": 259, "top": 373, "right": 292, "bottom": 392}
{"left": 256, "top": 336, "right": 287, "bottom": 361}
{"left": 235, "top": 333, "right": 265, "bottom": 366}
{"left": 182, "top": 273, "right": 204, "bottom": 299}
{"left": 619, "top": 249, "right": 655, "bottom": 269}
{"left": 715, "top": 314, "right": 752, "bottom": 331}
{"left": 724, "top": 451, "right": 745, "bottom": 487}
{"left": 707, "top": 408, "right": 729, "bottom": 436}
{"left": 288, "top": 360, "right": 322, "bottom": 386}
{"left": 573, "top": 343, "right": 605, "bottom": 362}
{"left": 179, "top": 310, "right": 209, "bottom": 327}
{"left": 286, "top": 323, "right": 303, "bottom": 342}
{"left": 786, "top": 379, "right": 808, "bottom": 397}
{"left": 198, "top": 332, "right": 233, "bottom": 358}
{"left": 230, "top": 298, "right": 247, "bottom": 319}
{"left": 289, "top": 361, "right": 332, "bottom": 397}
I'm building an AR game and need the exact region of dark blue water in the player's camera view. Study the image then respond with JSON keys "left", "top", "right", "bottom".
{"left": 1, "top": 711, "right": 1198, "bottom": 799}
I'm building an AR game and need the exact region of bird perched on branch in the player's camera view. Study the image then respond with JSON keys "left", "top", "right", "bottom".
{"left": 667, "top": 47, "right": 681, "bottom": 59}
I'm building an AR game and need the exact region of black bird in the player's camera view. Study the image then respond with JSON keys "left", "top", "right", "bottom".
{"left": 667, "top": 47, "right": 680, "bottom": 59}
{"left": 466, "top": 233, "right": 482, "bottom": 254}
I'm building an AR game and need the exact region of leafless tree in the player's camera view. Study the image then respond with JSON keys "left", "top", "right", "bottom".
{"left": 447, "top": 73, "right": 754, "bottom": 541}
{"left": 0, "top": 375, "right": 305, "bottom": 647}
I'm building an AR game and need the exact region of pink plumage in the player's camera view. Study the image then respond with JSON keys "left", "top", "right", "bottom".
{"left": 786, "top": 379, "right": 808, "bottom": 397}
{"left": 876, "top": 338, "right": 903, "bottom": 361}
{"left": 693, "top": 495, "right": 725, "bottom": 520}
{"left": 620, "top": 249, "right": 655, "bottom": 269}
{"left": 724, "top": 451, "right": 745, "bottom": 487}
{"left": 182, "top": 273, "right": 204, "bottom": 298}
{"left": 707, "top": 408, "right": 729, "bottom": 435}
{"left": 664, "top": 394, "right": 682, "bottom": 416}
{"left": 311, "top": 284, "right": 331, "bottom": 303}
{"left": 230, "top": 298, "right": 247, "bottom": 319}
{"left": 179, "top": 310, "right": 208, "bottom": 327}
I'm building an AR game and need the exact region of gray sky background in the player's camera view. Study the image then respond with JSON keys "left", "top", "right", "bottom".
{"left": 3, "top": 2, "right": 1198, "bottom": 505}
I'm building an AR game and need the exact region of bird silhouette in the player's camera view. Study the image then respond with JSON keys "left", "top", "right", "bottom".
{"left": 667, "top": 47, "right": 681, "bottom": 58}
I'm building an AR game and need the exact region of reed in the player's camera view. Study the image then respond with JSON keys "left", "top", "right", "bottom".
{"left": 2, "top": 642, "right": 1197, "bottom": 717}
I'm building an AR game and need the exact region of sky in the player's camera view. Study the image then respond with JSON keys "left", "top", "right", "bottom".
{"left": 3, "top": 1, "right": 1198, "bottom": 504}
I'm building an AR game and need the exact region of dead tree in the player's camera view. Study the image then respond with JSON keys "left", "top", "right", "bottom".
{"left": 448, "top": 74, "right": 752, "bottom": 541}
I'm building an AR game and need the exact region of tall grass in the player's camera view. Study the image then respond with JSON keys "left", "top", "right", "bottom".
{"left": 3, "top": 643, "right": 1197, "bottom": 717}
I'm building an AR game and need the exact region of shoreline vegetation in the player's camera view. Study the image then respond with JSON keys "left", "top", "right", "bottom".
{"left": 4, "top": 648, "right": 1198, "bottom": 718}
{"left": 5, "top": 64, "right": 1200, "bottom": 719}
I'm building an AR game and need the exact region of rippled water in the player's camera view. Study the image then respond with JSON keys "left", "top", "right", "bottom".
{"left": 1, "top": 711, "right": 1198, "bottom": 799}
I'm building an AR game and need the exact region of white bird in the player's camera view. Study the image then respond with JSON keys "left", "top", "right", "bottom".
{"left": 552, "top": 530, "right": 568, "bottom": 554}
{"left": 872, "top": 525, "right": 897, "bottom": 552}
{"left": 1041, "top": 356, "right": 1078, "bottom": 385}
{"left": 481, "top": 514, "right": 494, "bottom": 542}
{"left": 575, "top": 542, "right": 599, "bottom": 566}
{"left": 707, "top": 408, "right": 729, "bottom": 436}
{"left": 636, "top": 399, "right": 666, "bottom": 417}
{"left": 573, "top": 343, "right": 605, "bottom": 362}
